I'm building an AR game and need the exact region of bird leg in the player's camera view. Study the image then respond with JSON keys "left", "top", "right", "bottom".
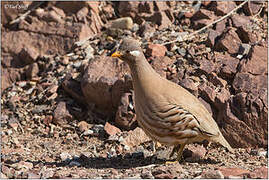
{"left": 169, "top": 144, "right": 181, "bottom": 158}
{"left": 152, "top": 141, "right": 162, "bottom": 153}
{"left": 166, "top": 144, "right": 186, "bottom": 164}
{"left": 176, "top": 143, "right": 186, "bottom": 162}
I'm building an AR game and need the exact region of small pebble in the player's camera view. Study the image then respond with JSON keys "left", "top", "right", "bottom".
{"left": 69, "top": 161, "right": 81, "bottom": 167}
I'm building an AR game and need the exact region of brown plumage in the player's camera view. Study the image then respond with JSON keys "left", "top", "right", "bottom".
{"left": 112, "top": 38, "right": 233, "bottom": 161}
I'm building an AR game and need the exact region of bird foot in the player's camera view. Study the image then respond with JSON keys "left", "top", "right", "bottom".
{"left": 165, "top": 160, "right": 179, "bottom": 165}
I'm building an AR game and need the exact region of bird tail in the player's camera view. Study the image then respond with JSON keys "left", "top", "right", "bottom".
{"left": 214, "top": 133, "right": 234, "bottom": 152}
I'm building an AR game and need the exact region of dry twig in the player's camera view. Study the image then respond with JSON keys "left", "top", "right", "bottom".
{"left": 162, "top": 0, "right": 249, "bottom": 45}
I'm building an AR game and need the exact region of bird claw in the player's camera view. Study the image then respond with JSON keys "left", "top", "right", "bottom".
{"left": 165, "top": 160, "right": 179, "bottom": 165}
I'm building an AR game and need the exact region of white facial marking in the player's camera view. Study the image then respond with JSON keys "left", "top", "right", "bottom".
{"left": 129, "top": 50, "right": 140, "bottom": 57}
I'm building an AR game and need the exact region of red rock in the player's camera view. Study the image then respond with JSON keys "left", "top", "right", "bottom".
{"left": 184, "top": 144, "right": 207, "bottom": 161}
{"left": 206, "top": 29, "right": 219, "bottom": 47}
{"left": 215, "top": 18, "right": 227, "bottom": 35}
{"left": 2, "top": 165, "right": 15, "bottom": 178}
{"left": 233, "top": 73, "right": 267, "bottom": 93}
{"left": 215, "top": 28, "right": 241, "bottom": 54}
{"left": 215, "top": 53, "right": 240, "bottom": 79}
{"left": 43, "top": 10, "right": 64, "bottom": 24}
{"left": 250, "top": 166, "right": 268, "bottom": 179}
{"left": 180, "top": 78, "right": 198, "bottom": 97}
{"left": 240, "top": 45, "right": 267, "bottom": 75}
{"left": 152, "top": 167, "right": 174, "bottom": 179}
{"left": 43, "top": 115, "right": 53, "bottom": 126}
{"left": 118, "top": 1, "right": 174, "bottom": 29}
{"left": 28, "top": 172, "right": 41, "bottom": 179}
{"left": 53, "top": 101, "right": 73, "bottom": 125}
{"left": 26, "top": 63, "right": 39, "bottom": 79}
{"left": 78, "top": 121, "right": 91, "bottom": 132}
{"left": 150, "top": 56, "right": 174, "bottom": 77}
{"left": 51, "top": 6, "right": 66, "bottom": 18}
{"left": 62, "top": 73, "right": 86, "bottom": 105}
{"left": 19, "top": 47, "right": 39, "bottom": 65}
{"left": 209, "top": 72, "right": 227, "bottom": 87}
{"left": 219, "top": 167, "right": 250, "bottom": 178}
{"left": 55, "top": 1, "right": 88, "bottom": 14}
{"left": 1, "top": 1, "right": 26, "bottom": 25}
{"left": 243, "top": 1, "right": 264, "bottom": 15}
{"left": 231, "top": 14, "right": 251, "bottom": 28}
{"left": 76, "top": 7, "right": 88, "bottom": 22}
{"left": 215, "top": 88, "right": 230, "bottom": 106}
{"left": 201, "top": 170, "right": 224, "bottom": 179}
{"left": 199, "top": 83, "right": 216, "bottom": 103}
{"left": 115, "top": 93, "right": 137, "bottom": 130}
{"left": 104, "top": 122, "right": 121, "bottom": 136}
{"left": 215, "top": 1, "right": 237, "bottom": 15}
{"left": 198, "top": 58, "right": 216, "bottom": 75}
{"left": 146, "top": 43, "right": 167, "bottom": 57}
{"left": 192, "top": 9, "right": 214, "bottom": 20}
{"left": 137, "top": 21, "right": 155, "bottom": 39}
{"left": 81, "top": 55, "right": 130, "bottom": 115}
{"left": 202, "top": 1, "right": 211, "bottom": 6}
{"left": 122, "top": 127, "right": 151, "bottom": 149}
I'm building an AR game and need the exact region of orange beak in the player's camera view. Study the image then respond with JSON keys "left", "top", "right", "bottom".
{"left": 111, "top": 51, "right": 123, "bottom": 58}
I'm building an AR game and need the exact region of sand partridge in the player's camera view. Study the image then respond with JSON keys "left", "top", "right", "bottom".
{"left": 112, "top": 38, "right": 233, "bottom": 161}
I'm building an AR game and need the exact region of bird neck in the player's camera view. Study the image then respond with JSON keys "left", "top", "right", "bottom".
{"left": 128, "top": 57, "right": 162, "bottom": 95}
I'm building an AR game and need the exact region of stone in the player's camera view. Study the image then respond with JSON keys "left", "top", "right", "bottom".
{"left": 15, "top": 161, "right": 33, "bottom": 170}
{"left": 76, "top": 7, "right": 88, "bottom": 22}
{"left": 233, "top": 73, "right": 267, "bottom": 93}
{"left": 206, "top": 29, "right": 219, "bottom": 48}
{"left": 109, "top": 17, "right": 133, "bottom": 30}
{"left": 198, "top": 58, "right": 216, "bottom": 75}
{"left": 44, "top": 10, "right": 64, "bottom": 23}
{"left": 215, "top": 28, "right": 241, "bottom": 54}
{"left": 146, "top": 43, "right": 167, "bottom": 57}
{"left": 215, "top": 88, "right": 230, "bottom": 107}
{"left": 137, "top": 21, "right": 155, "bottom": 39}
{"left": 231, "top": 14, "right": 251, "bottom": 29}
{"left": 81, "top": 55, "right": 130, "bottom": 115}
{"left": 208, "top": 72, "right": 227, "bottom": 87}
{"left": 240, "top": 45, "right": 267, "bottom": 75}
{"left": 62, "top": 73, "right": 86, "bottom": 105}
{"left": 122, "top": 127, "right": 151, "bottom": 149}
{"left": 19, "top": 47, "right": 39, "bottom": 65}
{"left": 61, "top": 72, "right": 84, "bottom": 98}
{"left": 151, "top": 166, "right": 177, "bottom": 179}
{"left": 25, "top": 63, "right": 39, "bottom": 79}
{"left": 219, "top": 167, "right": 250, "bottom": 178}
{"left": 201, "top": 170, "right": 224, "bottom": 179}
{"left": 149, "top": 56, "right": 174, "bottom": 78}
{"left": 215, "top": 1, "right": 237, "bottom": 15}
{"left": 118, "top": 1, "right": 174, "bottom": 29}
{"left": 180, "top": 78, "right": 198, "bottom": 97}
{"left": 215, "top": 53, "right": 240, "bottom": 79}
{"left": 249, "top": 167, "right": 268, "bottom": 179}
{"left": 115, "top": 93, "right": 137, "bottom": 130}
{"left": 219, "top": 90, "right": 268, "bottom": 147}
{"left": 43, "top": 115, "right": 53, "bottom": 126}
{"left": 28, "top": 172, "right": 41, "bottom": 179}
{"left": 104, "top": 122, "right": 121, "bottom": 136}
{"left": 184, "top": 144, "right": 207, "bottom": 161}
{"left": 243, "top": 1, "right": 264, "bottom": 15}
{"left": 198, "top": 83, "right": 216, "bottom": 103}
{"left": 78, "top": 121, "right": 91, "bottom": 132}
{"left": 53, "top": 101, "right": 73, "bottom": 125}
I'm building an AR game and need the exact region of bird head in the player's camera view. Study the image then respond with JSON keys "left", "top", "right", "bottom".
{"left": 111, "top": 38, "right": 143, "bottom": 64}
